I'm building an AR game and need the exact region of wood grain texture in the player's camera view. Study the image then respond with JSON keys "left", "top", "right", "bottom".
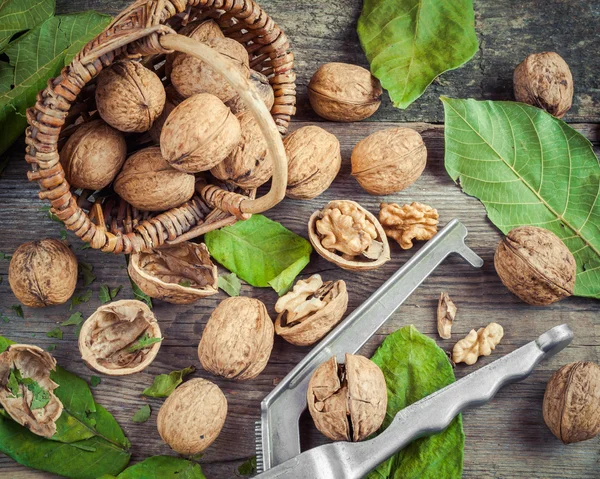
{"left": 0, "top": 0, "right": 599, "bottom": 477}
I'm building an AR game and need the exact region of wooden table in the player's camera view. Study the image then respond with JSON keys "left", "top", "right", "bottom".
{"left": 0, "top": 0, "right": 598, "bottom": 477}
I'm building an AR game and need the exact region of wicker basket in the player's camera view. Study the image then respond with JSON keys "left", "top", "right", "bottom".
{"left": 24, "top": 0, "right": 296, "bottom": 254}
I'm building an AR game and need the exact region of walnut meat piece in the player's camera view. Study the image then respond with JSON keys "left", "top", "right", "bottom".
{"left": 514, "top": 52, "right": 573, "bottom": 118}
{"left": 274, "top": 275, "right": 348, "bottom": 346}
{"left": 0, "top": 345, "right": 63, "bottom": 438}
{"left": 307, "top": 354, "right": 387, "bottom": 442}
{"left": 379, "top": 202, "right": 439, "bottom": 249}
{"left": 494, "top": 226, "right": 576, "bottom": 306}
{"left": 452, "top": 323, "right": 504, "bottom": 366}
{"left": 8, "top": 239, "right": 77, "bottom": 308}
{"left": 225, "top": 70, "right": 275, "bottom": 114}
{"left": 78, "top": 300, "right": 162, "bottom": 376}
{"left": 437, "top": 292, "right": 456, "bottom": 340}
{"left": 157, "top": 378, "right": 227, "bottom": 454}
{"left": 198, "top": 297, "right": 273, "bottom": 380}
{"left": 543, "top": 361, "right": 600, "bottom": 444}
{"left": 128, "top": 242, "right": 218, "bottom": 304}
{"left": 96, "top": 60, "right": 166, "bottom": 133}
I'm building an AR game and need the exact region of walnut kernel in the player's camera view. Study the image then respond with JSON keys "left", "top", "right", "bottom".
{"left": 437, "top": 292, "right": 456, "bottom": 340}
{"left": 452, "top": 323, "right": 504, "bottom": 365}
{"left": 379, "top": 202, "right": 439, "bottom": 249}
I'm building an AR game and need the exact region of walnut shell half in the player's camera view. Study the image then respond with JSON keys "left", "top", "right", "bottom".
{"left": 0, "top": 344, "right": 63, "bottom": 438}
{"left": 78, "top": 300, "right": 161, "bottom": 376}
{"left": 128, "top": 242, "right": 218, "bottom": 304}
{"left": 307, "top": 353, "right": 387, "bottom": 442}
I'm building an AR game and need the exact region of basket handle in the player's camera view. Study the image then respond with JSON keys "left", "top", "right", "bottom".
{"left": 159, "top": 33, "right": 288, "bottom": 216}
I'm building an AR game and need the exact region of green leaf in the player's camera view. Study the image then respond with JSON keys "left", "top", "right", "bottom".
{"left": 178, "top": 279, "right": 192, "bottom": 287}
{"left": 367, "top": 325, "right": 464, "bottom": 479}
{"left": 442, "top": 97, "right": 600, "bottom": 299}
{"left": 218, "top": 272, "right": 242, "bottom": 297}
{"left": 7, "top": 370, "right": 20, "bottom": 397}
{"left": 205, "top": 215, "right": 312, "bottom": 295}
{"left": 90, "top": 376, "right": 101, "bottom": 387}
{"left": 357, "top": 0, "right": 478, "bottom": 109}
{"left": 70, "top": 289, "right": 92, "bottom": 310}
{"left": 62, "top": 311, "right": 84, "bottom": 326}
{"left": 126, "top": 257, "right": 153, "bottom": 308}
{"left": 111, "top": 286, "right": 122, "bottom": 299}
{"left": 23, "top": 378, "right": 50, "bottom": 410}
{"left": 79, "top": 261, "right": 96, "bottom": 287}
{"left": 131, "top": 404, "right": 151, "bottom": 423}
{"left": 237, "top": 456, "right": 257, "bottom": 476}
{"left": 0, "top": 11, "right": 111, "bottom": 156}
{"left": 128, "top": 333, "right": 162, "bottom": 353}
{"left": 46, "top": 344, "right": 56, "bottom": 352}
{"left": 0, "top": 252, "right": 12, "bottom": 260}
{"left": 46, "top": 327, "right": 63, "bottom": 339}
{"left": 10, "top": 304, "right": 23, "bottom": 318}
{"left": 0, "top": 0, "right": 55, "bottom": 53}
{"left": 142, "top": 366, "right": 195, "bottom": 398}
{"left": 60, "top": 228, "right": 67, "bottom": 240}
{"left": 40, "top": 205, "right": 62, "bottom": 222}
{"left": 113, "top": 456, "right": 206, "bottom": 479}
{"left": 99, "top": 285, "right": 112, "bottom": 303}
{"left": 0, "top": 313, "right": 9, "bottom": 323}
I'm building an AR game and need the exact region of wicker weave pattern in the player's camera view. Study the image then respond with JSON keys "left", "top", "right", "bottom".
{"left": 24, "top": 0, "right": 295, "bottom": 254}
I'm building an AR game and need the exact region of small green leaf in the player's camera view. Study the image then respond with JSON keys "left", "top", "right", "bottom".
{"left": 70, "top": 290, "right": 92, "bottom": 310}
{"left": 178, "top": 279, "right": 192, "bottom": 287}
{"left": 40, "top": 205, "right": 62, "bottom": 223}
{"left": 79, "top": 262, "right": 95, "bottom": 287}
{"left": 237, "top": 456, "right": 257, "bottom": 476}
{"left": 142, "top": 366, "right": 195, "bottom": 398}
{"left": 46, "top": 327, "right": 63, "bottom": 340}
{"left": 99, "top": 285, "right": 111, "bottom": 304}
{"left": 218, "top": 272, "right": 242, "bottom": 297}
{"left": 111, "top": 286, "right": 122, "bottom": 299}
{"left": 46, "top": 344, "right": 56, "bottom": 352}
{"left": 131, "top": 281, "right": 152, "bottom": 308}
{"left": 131, "top": 404, "right": 151, "bottom": 423}
{"left": 11, "top": 304, "right": 23, "bottom": 318}
{"left": 7, "top": 370, "right": 20, "bottom": 397}
{"left": 60, "top": 229, "right": 67, "bottom": 240}
{"left": 26, "top": 379, "right": 51, "bottom": 410}
{"left": 111, "top": 456, "right": 206, "bottom": 478}
{"left": 80, "top": 243, "right": 91, "bottom": 250}
{"left": 128, "top": 333, "right": 162, "bottom": 353}
{"left": 0, "top": 314, "right": 9, "bottom": 323}
{"left": 62, "top": 312, "right": 84, "bottom": 327}
{"left": 90, "top": 376, "right": 101, "bottom": 388}
{"left": 0, "top": 252, "right": 12, "bottom": 260}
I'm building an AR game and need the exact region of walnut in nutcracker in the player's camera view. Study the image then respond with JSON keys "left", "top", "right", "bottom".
{"left": 307, "top": 353, "right": 387, "bottom": 442}
{"left": 351, "top": 127, "right": 427, "bottom": 195}
{"left": 198, "top": 297, "right": 273, "bottom": 380}
{"left": 8, "top": 239, "right": 77, "bottom": 307}
{"left": 275, "top": 275, "right": 348, "bottom": 346}
{"left": 494, "top": 226, "right": 576, "bottom": 306}
{"left": 379, "top": 202, "right": 439, "bottom": 249}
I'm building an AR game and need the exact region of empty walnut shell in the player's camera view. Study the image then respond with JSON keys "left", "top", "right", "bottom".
{"left": 160, "top": 93, "right": 242, "bottom": 173}
{"left": 543, "top": 361, "right": 600, "bottom": 444}
{"left": 275, "top": 275, "right": 348, "bottom": 346}
{"left": 114, "top": 146, "right": 196, "bottom": 211}
{"left": 0, "top": 344, "right": 63, "bottom": 438}
{"left": 308, "top": 200, "right": 390, "bottom": 271}
{"left": 198, "top": 297, "right": 273, "bottom": 380}
{"left": 60, "top": 119, "right": 127, "bottom": 190}
{"left": 78, "top": 299, "right": 162, "bottom": 376}
{"left": 494, "top": 226, "right": 576, "bottom": 306}
{"left": 8, "top": 238, "right": 77, "bottom": 308}
{"left": 307, "top": 353, "right": 387, "bottom": 442}
{"left": 225, "top": 70, "right": 275, "bottom": 114}
{"left": 157, "top": 378, "right": 227, "bottom": 454}
{"left": 308, "top": 63, "right": 382, "bottom": 122}
{"left": 96, "top": 60, "right": 166, "bottom": 133}
{"left": 128, "top": 242, "right": 218, "bottom": 304}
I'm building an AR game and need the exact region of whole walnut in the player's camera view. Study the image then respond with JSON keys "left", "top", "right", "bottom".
{"left": 114, "top": 146, "right": 195, "bottom": 211}
{"left": 494, "top": 226, "right": 576, "bottom": 305}
{"left": 8, "top": 239, "right": 77, "bottom": 307}
{"left": 225, "top": 70, "right": 275, "bottom": 114}
{"left": 96, "top": 60, "right": 166, "bottom": 132}
{"left": 351, "top": 127, "right": 427, "bottom": 195}
{"left": 284, "top": 126, "right": 342, "bottom": 199}
{"left": 160, "top": 93, "right": 242, "bottom": 173}
{"left": 171, "top": 36, "right": 250, "bottom": 102}
{"left": 148, "top": 86, "right": 184, "bottom": 144}
{"left": 543, "top": 361, "right": 600, "bottom": 444}
{"left": 514, "top": 52, "right": 573, "bottom": 118}
{"left": 198, "top": 297, "right": 273, "bottom": 380}
{"left": 307, "top": 353, "right": 387, "bottom": 442}
{"left": 308, "top": 63, "right": 382, "bottom": 122}
{"left": 157, "top": 378, "right": 227, "bottom": 454}
{"left": 60, "top": 120, "right": 126, "bottom": 190}
{"left": 210, "top": 111, "right": 271, "bottom": 188}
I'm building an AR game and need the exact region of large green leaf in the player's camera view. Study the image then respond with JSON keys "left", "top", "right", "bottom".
{"left": 442, "top": 97, "right": 600, "bottom": 299}
{"left": 368, "top": 325, "right": 464, "bottom": 479}
{"left": 0, "top": 11, "right": 111, "bottom": 156}
{"left": 0, "top": 0, "right": 55, "bottom": 53}
{"left": 98, "top": 455, "right": 207, "bottom": 479}
{"left": 357, "top": 0, "right": 478, "bottom": 109}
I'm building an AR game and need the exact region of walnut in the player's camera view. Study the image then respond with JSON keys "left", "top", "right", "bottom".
{"left": 113, "top": 146, "right": 195, "bottom": 211}
{"left": 8, "top": 239, "right": 77, "bottom": 308}
{"left": 160, "top": 93, "right": 242, "bottom": 173}
{"left": 309, "top": 200, "right": 390, "bottom": 271}
{"left": 379, "top": 202, "right": 439, "bottom": 249}
{"left": 307, "top": 354, "right": 387, "bottom": 442}
{"left": 494, "top": 226, "right": 576, "bottom": 306}
{"left": 452, "top": 323, "right": 504, "bottom": 365}
{"left": 274, "top": 275, "right": 348, "bottom": 346}
{"left": 351, "top": 127, "right": 427, "bottom": 195}
{"left": 284, "top": 126, "right": 342, "bottom": 200}
{"left": 0, "top": 344, "right": 62, "bottom": 438}
{"left": 157, "top": 378, "right": 227, "bottom": 454}
{"left": 543, "top": 361, "right": 600, "bottom": 444}
{"left": 437, "top": 292, "right": 456, "bottom": 340}
{"left": 198, "top": 297, "right": 273, "bottom": 380}
{"left": 95, "top": 60, "right": 166, "bottom": 133}
{"left": 128, "top": 242, "right": 218, "bottom": 304}
{"left": 78, "top": 299, "right": 161, "bottom": 376}
{"left": 514, "top": 52, "right": 573, "bottom": 118}
{"left": 308, "top": 62, "right": 382, "bottom": 122}
{"left": 225, "top": 70, "right": 275, "bottom": 114}
{"left": 210, "top": 110, "right": 271, "bottom": 188}
{"left": 171, "top": 36, "right": 250, "bottom": 102}
{"left": 148, "top": 86, "right": 184, "bottom": 144}
{"left": 60, "top": 119, "right": 126, "bottom": 190}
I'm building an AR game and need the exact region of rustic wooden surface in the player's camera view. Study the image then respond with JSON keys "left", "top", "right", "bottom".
{"left": 0, "top": 0, "right": 599, "bottom": 478}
